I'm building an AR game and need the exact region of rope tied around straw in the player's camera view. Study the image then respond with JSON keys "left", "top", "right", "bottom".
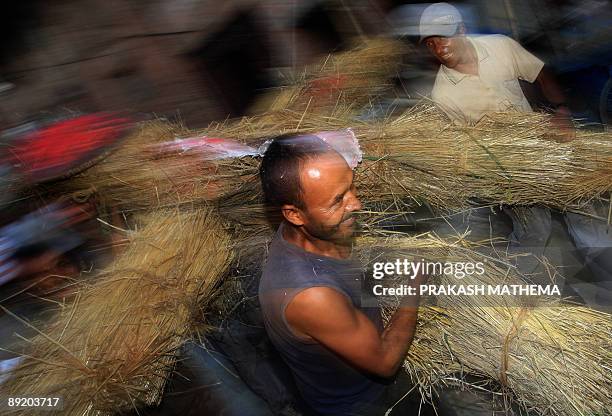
{"left": 500, "top": 307, "right": 530, "bottom": 387}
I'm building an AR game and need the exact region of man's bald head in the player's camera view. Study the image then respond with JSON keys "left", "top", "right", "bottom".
{"left": 260, "top": 134, "right": 341, "bottom": 209}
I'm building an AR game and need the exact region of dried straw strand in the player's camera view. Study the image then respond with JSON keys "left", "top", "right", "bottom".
{"left": 2, "top": 208, "right": 232, "bottom": 415}
{"left": 359, "top": 234, "right": 611, "bottom": 416}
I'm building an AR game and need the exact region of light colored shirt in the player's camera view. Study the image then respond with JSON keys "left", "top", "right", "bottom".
{"left": 431, "top": 34, "right": 544, "bottom": 124}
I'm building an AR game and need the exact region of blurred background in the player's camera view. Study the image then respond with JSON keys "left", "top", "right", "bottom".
{"left": 0, "top": 1, "right": 610, "bottom": 313}
{"left": 0, "top": 0, "right": 610, "bottom": 130}
{"left": 0, "top": 2, "right": 610, "bottom": 413}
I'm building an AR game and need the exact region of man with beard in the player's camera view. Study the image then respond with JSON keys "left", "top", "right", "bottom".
{"left": 258, "top": 133, "right": 426, "bottom": 415}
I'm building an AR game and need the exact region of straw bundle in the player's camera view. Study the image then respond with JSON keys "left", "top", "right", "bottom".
{"left": 57, "top": 103, "right": 612, "bottom": 218}
{"left": 2, "top": 208, "right": 232, "bottom": 415}
{"left": 206, "top": 105, "right": 612, "bottom": 211}
{"left": 357, "top": 107, "right": 612, "bottom": 211}
{"left": 56, "top": 120, "right": 260, "bottom": 213}
{"left": 247, "top": 106, "right": 612, "bottom": 211}
{"left": 249, "top": 38, "right": 408, "bottom": 114}
{"left": 358, "top": 234, "right": 611, "bottom": 415}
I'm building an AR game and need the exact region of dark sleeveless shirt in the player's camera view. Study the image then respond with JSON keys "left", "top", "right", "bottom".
{"left": 259, "top": 223, "right": 384, "bottom": 415}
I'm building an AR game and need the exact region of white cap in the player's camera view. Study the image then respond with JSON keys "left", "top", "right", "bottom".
{"left": 419, "top": 2, "right": 463, "bottom": 42}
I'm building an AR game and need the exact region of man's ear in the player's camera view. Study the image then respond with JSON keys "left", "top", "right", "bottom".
{"left": 281, "top": 204, "right": 305, "bottom": 226}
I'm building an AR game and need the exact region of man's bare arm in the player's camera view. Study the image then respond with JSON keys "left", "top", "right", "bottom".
{"left": 536, "top": 68, "right": 575, "bottom": 141}
{"left": 536, "top": 67, "right": 566, "bottom": 107}
{"left": 285, "top": 287, "right": 418, "bottom": 378}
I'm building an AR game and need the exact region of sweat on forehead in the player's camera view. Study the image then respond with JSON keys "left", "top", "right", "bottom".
{"left": 298, "top": 153, "right": 354, "bottom": 210}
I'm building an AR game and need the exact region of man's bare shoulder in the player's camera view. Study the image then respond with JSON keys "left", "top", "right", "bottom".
{"left": 289, "top": 286, "right": 353, "bottom": 314}
{"left": 286, "top": 287, "right": 357, "bottom": 336}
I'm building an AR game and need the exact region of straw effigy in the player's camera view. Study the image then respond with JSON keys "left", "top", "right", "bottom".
{"left": 1, "top": 208, "right": 232, "bottom": 415}
{"left": 248, "top": 37, "right": 409, "bottom": 114}
{"left": 357, "top": 233, "right": 612, "bottom": 416}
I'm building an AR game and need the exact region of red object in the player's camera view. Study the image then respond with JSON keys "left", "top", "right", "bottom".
{"left": 308, "top": 75, "right": 347, "bottom": 97}
{"left": 10, "top": 112, "right": 135, "bottom": 182}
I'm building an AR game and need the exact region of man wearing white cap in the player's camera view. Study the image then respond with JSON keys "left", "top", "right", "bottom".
{"left": 419, "top": 3, "right": 612, "bottom": 295}
{"left": 416, "top": 3, "right": 560, "bottom": 271}
{"left": 420, "top": 2, "right": 573, "bottom": 136}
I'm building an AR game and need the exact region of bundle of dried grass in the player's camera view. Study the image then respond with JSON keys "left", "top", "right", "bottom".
{"left": 266, "top": 105, "right": 612, "bottom": 210}
{"left": 56, "top": 120, "right": 260, "bottom": 213}
{"left": 357, "top": 107, "right": 612, "bottom": 211}
{"left": 2, "top": 208, "right": 232, "bottom": 415}
{"left": 250, "top": 106, "right": 612, "bottom": 211}
{"left": 249, "top": 38, "right": 408, "bottom": 114}
{"left": 58, "top": 103, "right": 612, "bottom": 217}
{"left": 206, "top": 105, "right": 612, "bottom": 211}
{"left": 358, "top": 234, "right": 611, "bottom": 415}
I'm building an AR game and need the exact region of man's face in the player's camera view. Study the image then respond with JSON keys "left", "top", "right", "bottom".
{"left": 424, "top": 35, "right": 466, "bottom": 69}
{"left": 294, "top": 153, "right": 362, "bottom": 243}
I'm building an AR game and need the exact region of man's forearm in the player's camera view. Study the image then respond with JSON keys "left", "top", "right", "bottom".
{"left": 378, "top": 306, "right": 419, "bottom": 377}
{"left": 536, "top": 68, "right": 567, "bottom": 107}
{"left": 536, "top": 68, "right": 575, "bottom": 141}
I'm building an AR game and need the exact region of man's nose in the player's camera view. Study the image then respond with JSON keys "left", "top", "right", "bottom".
{"left": 346, "top": 192, "right": 362, "bottom": 212}
{"left": 434, "top": 39, "right": 446, "bottom": 56}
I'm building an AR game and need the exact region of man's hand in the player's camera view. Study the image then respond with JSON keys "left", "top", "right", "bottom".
{"left": 398, "top": 270, "right": 428, "bottom": 308}
{"left": 535, "top": 68, "right": 576, "bottom": 143}
{"left": 285, "top": 286, "right": 419, "bottom": 378}
{"left": 549, "top": 106, "right": 576, "bottom": 142}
